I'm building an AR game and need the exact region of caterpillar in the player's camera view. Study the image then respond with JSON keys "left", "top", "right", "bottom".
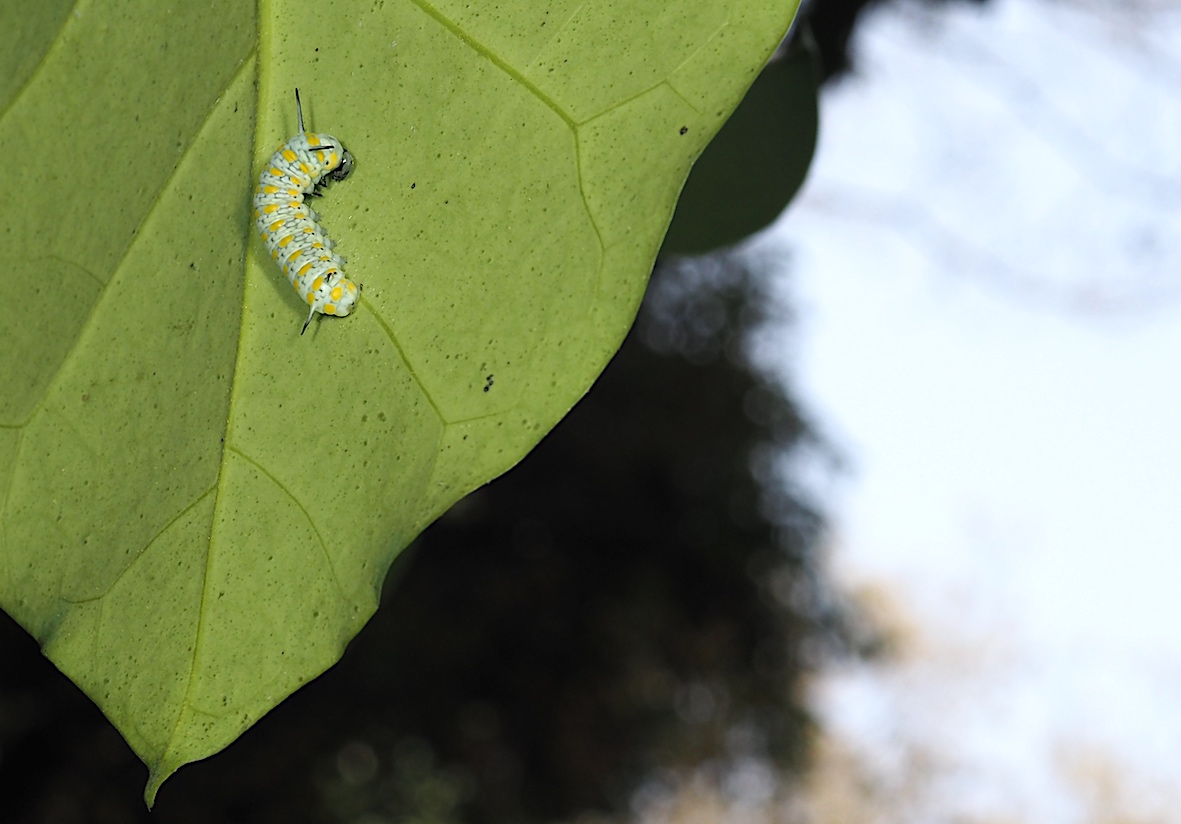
{"left": 252, "top": 88, "right": 360, "bottom": 334}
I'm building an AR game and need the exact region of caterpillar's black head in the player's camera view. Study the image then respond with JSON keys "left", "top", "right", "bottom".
{"left": 329, "top": 148, "right": 354, "bottom": 182}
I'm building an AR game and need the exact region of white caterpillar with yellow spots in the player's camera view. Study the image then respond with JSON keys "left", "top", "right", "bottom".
{"left": 253, "top": 88, "right": 360, "bottom": 334}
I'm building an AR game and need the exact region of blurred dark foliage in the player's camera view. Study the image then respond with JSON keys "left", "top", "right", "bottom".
{"left": 0, "top": 1, "right": 977, "bottom": 821}
{"left": 802, "top": 0, "right": 990, "bottom": 80}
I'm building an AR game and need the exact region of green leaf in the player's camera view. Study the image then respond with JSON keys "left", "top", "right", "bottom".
{"left": 0, "top": 0, "right": 799, "bottom": 804}
{"left": 661, "top": 33, "right": 819, "bottom": 255}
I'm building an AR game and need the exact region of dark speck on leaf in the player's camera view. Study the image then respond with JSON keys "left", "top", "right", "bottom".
{"left": 679, "top": 126, "right": 688, "bottom": 135}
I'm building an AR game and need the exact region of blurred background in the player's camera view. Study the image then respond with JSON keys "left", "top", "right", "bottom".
{"left": 4, "top": 0, "right": 1181, "bottom": 821}
{"left": 782, "top": 0, "right": 1181, "bottom": 820}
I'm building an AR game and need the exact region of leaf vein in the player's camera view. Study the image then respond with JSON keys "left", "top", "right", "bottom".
{"left": 1, "top": 52, "right": 260, "bottom": 436}
{"left": 226, "top": 445, "right": 349, "bottom": 605}
{"left": 364, "top": 298, "right": 446, "bottom": 425}
{"left": 58, "top": 485, "right": 217, "bottom": 605}
{"left": 0, "top": 0, "right": 88, "bottom": 128}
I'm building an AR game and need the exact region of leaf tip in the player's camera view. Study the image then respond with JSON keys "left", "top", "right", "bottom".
{"left": 143, "top": 765, "right": 173, "bottom": 809}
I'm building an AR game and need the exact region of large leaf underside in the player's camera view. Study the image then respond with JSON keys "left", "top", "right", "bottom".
{"left": 0, "top": 0, "right": 798, "bottom": 803}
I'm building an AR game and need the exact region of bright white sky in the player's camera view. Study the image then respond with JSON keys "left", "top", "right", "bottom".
{"left": 767, "top": 0, "right": 1181, "bottom": 816}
